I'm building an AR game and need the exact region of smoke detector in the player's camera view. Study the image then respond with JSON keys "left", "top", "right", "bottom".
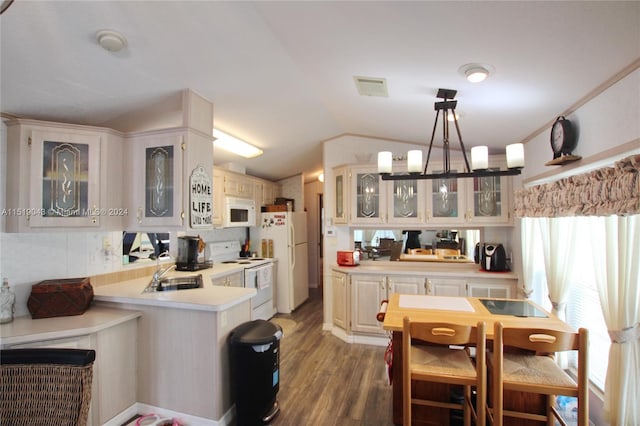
{"left": 96, "top": 30, "right": 127, "bottom": 52}
{"left": 354, "top": 76, "right": 388, "bottom": 97}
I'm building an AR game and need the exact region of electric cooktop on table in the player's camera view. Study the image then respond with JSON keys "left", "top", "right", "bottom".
{"left": 479, "top": 298, "right": 548, "bottom": 318}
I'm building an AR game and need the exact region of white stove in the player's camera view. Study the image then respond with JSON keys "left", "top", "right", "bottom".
{"left": 207, "top": 240, "right": 275, "bottom": 320}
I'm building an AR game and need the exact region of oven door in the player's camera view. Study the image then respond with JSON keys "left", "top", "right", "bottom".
{"left": 244, "top": 263, "right": 273, "bottom": 308}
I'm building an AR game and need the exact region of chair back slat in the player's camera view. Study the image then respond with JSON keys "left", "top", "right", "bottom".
{"left": 501, "top": 327, "right": 579, "bottom": 353}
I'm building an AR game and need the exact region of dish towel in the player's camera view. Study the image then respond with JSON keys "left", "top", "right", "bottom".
{"left": 257, "top": 267, "right": 271, "bottom": 289}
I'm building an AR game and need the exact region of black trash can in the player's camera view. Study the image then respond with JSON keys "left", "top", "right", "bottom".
{"left": 229, "top": 319, "right": 283, "bottom": 425}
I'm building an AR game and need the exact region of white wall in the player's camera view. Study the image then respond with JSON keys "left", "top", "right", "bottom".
{"left": 523, "top": 69, "right": 640, "bottom": 183}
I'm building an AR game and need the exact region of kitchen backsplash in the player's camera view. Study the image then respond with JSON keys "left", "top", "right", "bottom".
{"left": 0, "top": 226, "right": 248, "bottom": 318}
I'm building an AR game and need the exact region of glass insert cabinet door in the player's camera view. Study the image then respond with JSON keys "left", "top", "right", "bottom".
{"left": 130, "top": 131, "right": 184, "bottom": 228}
{"left": 145, "top": 145, "right": 174, "bottom": 218}
{"left": 333, "top": 166, "right": 347, "bottom": 224}
{"left": 431, "top": 174, "right": 459, "bottom": 218}
{"left": 29, "top": 130, "right": 101, "bottom": 227}
{"left": 472, "top": 173, "right": 502, "bottom": 218}
{"left": 357, "top": 172, "right": 379, "bottom": 218}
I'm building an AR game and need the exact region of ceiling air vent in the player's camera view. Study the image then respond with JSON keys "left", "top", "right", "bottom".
{"left": 354, "top": 76, "right": 388, "bottom": 97}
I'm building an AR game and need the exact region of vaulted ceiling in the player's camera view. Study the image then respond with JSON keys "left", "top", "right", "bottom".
{"left": 2, "top": 1, "right": 639, "bottom": 181}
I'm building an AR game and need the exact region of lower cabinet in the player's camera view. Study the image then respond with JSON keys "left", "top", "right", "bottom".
{"left": 211, "top": 271, "right": 243, "bottom": 287}
{"left": 332, "top": 271, "right": 348, "bottom": 330}
{"left": 4, "top": 314, "right": 139, "bottom": 426}
{"left": 334, "top": 268, "right": 518, "bottom": 339}
{"left": 350, "top": 274, "right": 387, "bottom": 335}
{"left": 426, "top": 277, "right": 467, "bottom": 296}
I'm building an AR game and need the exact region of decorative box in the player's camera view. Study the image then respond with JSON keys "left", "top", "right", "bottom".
{"left": 27, "top": 277, "right": 93, "bottom": 319}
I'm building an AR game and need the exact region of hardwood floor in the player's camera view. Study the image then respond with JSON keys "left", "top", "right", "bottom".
{"left": 268, "top": 288, "right": 394, "bottom": 426}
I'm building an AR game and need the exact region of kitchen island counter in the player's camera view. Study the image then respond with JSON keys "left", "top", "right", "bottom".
{"left": 93, "top": 267, "right": 256, "bottom": 312}
{"left": 93, "top": 266, "right": 256, "bottom": 425}
{"left": 333, "top": 260, "right": 519, "bottom": 279}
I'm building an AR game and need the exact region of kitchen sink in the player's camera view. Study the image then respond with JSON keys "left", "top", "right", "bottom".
{"left": 154, "top": 274, "right": 204, "bottom": 292}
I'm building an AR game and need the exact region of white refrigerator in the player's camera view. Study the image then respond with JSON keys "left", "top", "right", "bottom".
{"left": 251, "top": 211, "right": 309, "bottom": 313}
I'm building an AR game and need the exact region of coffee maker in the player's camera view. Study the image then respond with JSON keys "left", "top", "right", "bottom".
{"left": 176, "top": 236, "right": 211, "bottom": 271}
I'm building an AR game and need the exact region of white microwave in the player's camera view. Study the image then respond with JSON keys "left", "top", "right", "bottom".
{"left": 223, "top": 196, "right": 256, "bottom": 227}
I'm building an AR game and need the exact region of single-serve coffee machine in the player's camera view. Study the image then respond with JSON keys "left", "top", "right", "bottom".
{"left": 176, "top": 236, "right": 212, "bottom": 271}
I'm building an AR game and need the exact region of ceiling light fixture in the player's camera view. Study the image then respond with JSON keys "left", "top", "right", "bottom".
{"left": 96, "top": 30, "right": 127, "bottom": 52}
{"left": 377, "top": 88, "right": 524, "bottom": 181}
{"left": 213, "top": 128, "right": 263, "bottom": 159}
{"left": 459, "top": 63, "right": 493, "bottom": 83}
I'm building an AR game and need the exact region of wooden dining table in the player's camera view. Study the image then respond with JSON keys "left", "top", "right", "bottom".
{"left": 382, "top": 293, "right": 575, "bottom": 425}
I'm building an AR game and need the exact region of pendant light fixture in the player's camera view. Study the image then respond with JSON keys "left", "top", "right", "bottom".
{"left": 378, "top": 88, "right": 524, "bottom": 181}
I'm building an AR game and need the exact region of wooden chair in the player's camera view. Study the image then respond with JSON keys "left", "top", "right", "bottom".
{"left": 1, "top": 348, "right": 96, "bottom": 426}
{"left": 489, "top": 322, "right": 589, "bottom": 426}
{"left": 402, "top": 317, "right": 486, "bottom": 426}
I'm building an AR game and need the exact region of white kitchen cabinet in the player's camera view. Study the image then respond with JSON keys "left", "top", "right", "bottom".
{"left": 349, "top": 165, "right": 387, "bottom": 224}
{"left": 464, "top": 167, "right": 512, "bottom": 225}
{"left": 386, "top": 177, "right": 427, "bottom": 225}
{"left": 211, "top": 271, "right": 243, "bottom": 287}
{"left": 426, "top": 277, "right": 467, "bottom": 297}
{"left": 333, "top": 165, "right": 348, "bottom": 224}
{"left": 222, "top": 170, "right": 254, "bottom": 199}
{"left": 332, "top": 271, "right": 349, "bottom": 330}
{"left": 350, "top": 274, "right": 387, "bottom": 335}
{"left": 1, "top": 309, "right": 139, "bottom": 426}
{"left": 387, "top": 274, "right": 425, "bottom": 295}
{"left": 350, "top": 273, "right": 425, "bottom": 335}
{"left": 262, "top": 181, "right": 281, "bottom": 207}
{"left": 124, "top": 127, "right": 213, "bottom": 230}
{"left": 424, "top": 162, "right": 466, "bottom": 225}
{"left": 339, "top": 156, "right": 512, "bottom": 227}
{"left": 423, "top": 159, "right": 512, "bottom": 226}
{"left": 4, "top": 119, "right": 124, "bottom": 232}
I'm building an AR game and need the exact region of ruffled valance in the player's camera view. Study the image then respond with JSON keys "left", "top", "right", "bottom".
{"left": 514, "top": 154, "right": 640, "bottom": 217}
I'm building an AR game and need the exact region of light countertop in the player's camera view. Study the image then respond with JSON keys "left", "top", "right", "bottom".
{"left": 93, "top": 267, "right": 257, "bottom": 312}
{"left": 332, "top": 260, "right": 518, "bottom": 279}
{"left": 0, "top": 306, "right": 142, "bottom": 347}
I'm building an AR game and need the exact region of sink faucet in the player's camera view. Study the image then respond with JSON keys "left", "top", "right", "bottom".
{"left": 143, "top": 251, "right": 176, "bottom": 293}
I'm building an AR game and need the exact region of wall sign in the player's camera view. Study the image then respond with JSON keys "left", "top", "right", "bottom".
{"left": 189, "top": 166, "right": 212, "bottom": 228}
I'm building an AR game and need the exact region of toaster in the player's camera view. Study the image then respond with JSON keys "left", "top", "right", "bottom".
{"left": 337, "top": 250, "right": 360, "bottom": 266}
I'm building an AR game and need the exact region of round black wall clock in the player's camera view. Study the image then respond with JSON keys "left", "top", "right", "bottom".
{"left": 550, "top": 116, "right": 577, "bottom": 159}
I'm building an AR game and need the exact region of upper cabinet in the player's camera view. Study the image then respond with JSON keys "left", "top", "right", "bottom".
{"left": 212, "top": 168, "right": 281, "bottom": 228}
{"left": 124, "top": 127, "right": 213, "bottom": 231}
{"left": 4, "top": 119, "right": 124, "bottom": 232}
{"left": 333, "top": 165, "right": 348, "bottom": 224}
{"left": 4, "top": 89, "right": 215, "bottom": 233}
{"left": 349, "top": 165, "right": 387, "bottom": 224}
{"left": 333, "top": 158, "right": 513, "bottom": 228}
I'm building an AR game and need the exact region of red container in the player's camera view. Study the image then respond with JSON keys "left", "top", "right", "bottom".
{"left": 337, "top": 250, "right": 360, "bottom": 266}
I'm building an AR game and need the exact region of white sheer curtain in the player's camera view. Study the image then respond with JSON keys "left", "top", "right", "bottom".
{"left": 589, "top": 214, "right": 640, "bottom": 425}
{"left": 538, "top": 217, "right": 579, "bottom": 321}
{"left": 520, "top": 217, "right": 538, "bottom": 300}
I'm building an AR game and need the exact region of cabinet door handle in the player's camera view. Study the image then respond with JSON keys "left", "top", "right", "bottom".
{"left": 426, "top": 279, "right": 432, "bottom": 294}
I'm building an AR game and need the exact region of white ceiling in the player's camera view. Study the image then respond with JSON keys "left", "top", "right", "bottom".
{"left": 1, "top": 1, "right": 639, "bottom": 182}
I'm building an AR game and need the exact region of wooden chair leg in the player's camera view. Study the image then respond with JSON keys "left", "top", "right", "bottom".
{"left": 546, "top": 395, "right": 555, "bottom": 426}
{"left": 464, "top": 385, "right": 472, "bottom": 426}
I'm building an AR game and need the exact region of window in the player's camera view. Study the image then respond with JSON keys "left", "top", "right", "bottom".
{"left": 526, "top": 217, "right": 610, "bottom": 391}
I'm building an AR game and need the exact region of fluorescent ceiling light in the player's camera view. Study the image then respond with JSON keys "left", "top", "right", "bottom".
{"left": 213, "top": 128, "right": 263, "bottom": 158}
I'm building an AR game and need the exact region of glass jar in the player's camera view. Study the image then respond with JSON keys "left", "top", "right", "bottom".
{"left": 1, "top": 278, "right": 16, "bottom": 324}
